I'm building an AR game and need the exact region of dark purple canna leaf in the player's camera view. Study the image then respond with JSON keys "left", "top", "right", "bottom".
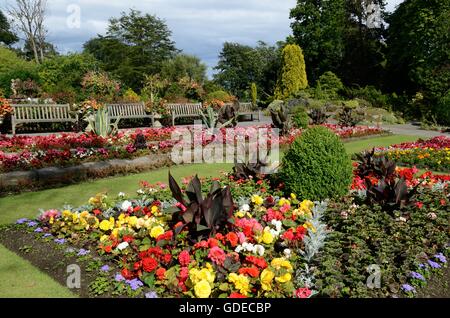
{"left": 168, "top": 172, "right": 185, "bottom": 205}
{"left": 186, "top": 175, "right": 202, "bottom": 203}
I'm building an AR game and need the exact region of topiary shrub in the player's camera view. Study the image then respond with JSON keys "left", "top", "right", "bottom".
{"left": 280, "top": 126, "right": 353, "bottom": 200}
{"left": 292, "top": 106, "right": 309, "bottom": 128}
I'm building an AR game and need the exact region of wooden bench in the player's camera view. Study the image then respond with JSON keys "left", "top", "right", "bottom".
{"left": 236, "top": 102, "right": 261, "bottom": 121}
{"left": 165, "top": 103, "right": 203, "bottom": 126}
{"left": 106, "top": 102, "right": 154, "bottom": 126}
{"left": 11, "top": 104, "right": 77, "bottom": 135}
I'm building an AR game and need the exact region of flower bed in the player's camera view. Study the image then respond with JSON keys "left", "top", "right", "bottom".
{"left": 0, "top": 128, "right": 176, "bottom": 173}
{"left": 3, "top": 175, "right": 326, "bottom": 298}
{"left": 318, "top": 168, "right": 449, "bottom": 297}
{"left": 1, "top": 165, "right": 448, "bottom": 298}
{"left": 374, "top": 136, "right": 450, "bottom": 172}
{"left": 1, "top": 124, "right": 388, "bottom": 173}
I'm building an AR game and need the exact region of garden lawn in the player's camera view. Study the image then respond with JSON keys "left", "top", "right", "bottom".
{"left": 0, "top": 244, "right": 76, "bottom": 298}
{"left": 343, "top": 134, "right": 421, "bottom": 154}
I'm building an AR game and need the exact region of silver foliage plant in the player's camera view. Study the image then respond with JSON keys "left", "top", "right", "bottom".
{"left": 295, "top": 200, "right": 330, "bottom": 293}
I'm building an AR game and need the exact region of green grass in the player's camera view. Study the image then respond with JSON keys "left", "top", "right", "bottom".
{"left": 343, "top": 134, "right": 421, "bottom": 154}
{"left": 0, "top": 244, "right": 76, "bottom": 298}
{"left": 0, "top": 134, "right": 437, "bottom": 298}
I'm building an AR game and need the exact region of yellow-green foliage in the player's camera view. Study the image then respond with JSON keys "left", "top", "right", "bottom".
{"left": 251, "top": 82, "right": 257, "bottom": 105}
{"left": 274, "top": 44, "right": 308, "bottom": 100}
{"left": 123, "top": 88, "right": 140, "bottom": 102}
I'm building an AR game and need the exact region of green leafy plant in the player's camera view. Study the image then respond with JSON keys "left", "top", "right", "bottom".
{"left": 86, "top": 107, "right": 120, "bottom": 137}
{"left": 168, "top": 173, "right": 234, "bottom": 242}
{"left": 89, "top": 276, "right": 111, "bottom": 296}
{"left": 292, "top": 106, "right": 309, "bottom": 129}
{"left": 308, "top": 108, "right": 329, "bottom": 125}
{"left": 232, "top": 152, "right": 272, "bottom": 181}
{"left": 337, "top": 106, "right": 362, "bottom": 127}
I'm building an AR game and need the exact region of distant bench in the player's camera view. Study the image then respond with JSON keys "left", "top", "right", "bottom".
{"left": 235, "top": 102, "right": 261, "bottom": 121}
{"left": 106, "top": 102, "right": 154, "bottom": 126}
{"left": 166, "top": 102, "right": 261, "bottom": 126}
{"left": 166, "top": 103, "right": 203, "bottom": 126}
{"left": 11, "top": 104, "right": 77, "bottom": 135}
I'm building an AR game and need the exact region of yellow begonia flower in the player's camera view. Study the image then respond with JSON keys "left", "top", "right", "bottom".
{"left": 235, "top": 211, "right": 245, "bottom": 218}
{"left": 128, "top": 216, "right": 138, "bottom": 227}
{"left": 99, "top": 220, "right": 113, "bottom": 231}
{"left": 111, "top": 228, "right": 119, "bottom": 238}
{"left": 290, "top": 193, "right": 297, "bottom": 200}
{"left": 190, "top": 268, "right": 215, "bottom": 285}
{"left": 300, "top": 200, "right": 314, "bottom": 214}
{"left": 100, "top": 235, "right": 109, "bottom": 242}
{"left": 194, "top": 280, "right": 212, "bottom": 298}
{"left": 275, "top": 273, "right": 292, "bottom": 283}
{"left": 278, "top": 198, "right": 290, "bottom": 207}
{"left": 228, "top": 273, "right": 250, "bottom": 296}
{"left": 271, "top": 258, "right": 293, "bottom": 271}
{"left": 80, "top": 211, "right": 89, "bottom": 218}
{"left": 150, "top": 226, "right": 165, "bottom": 238}
{"left": 262, "top": 228, "right": 274, "bottom": 244}
{"left": 251, "top": 195, "right": 264, "bottom": 206}
{"left": 260, "top": 269, "right": 275, "bottom": 291}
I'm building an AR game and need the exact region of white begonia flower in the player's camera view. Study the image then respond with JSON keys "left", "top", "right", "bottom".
{"left": 117, "top": 242, "right": 129, "bottom": 250}
{"left": 121, "top": 200, "right": 132, "bottom": 211}
{"left": 240, "top": 204, "right": 250, "bottom": 212}
{"left": 118, "top": 192, "right": 126, "bottom": 197}
{"left": 235, "top": 246, "right": 243, "bottom": 253}
{"left": 254, "top": 245, "right": 265, "bottom": 256}
{"left": 136, "top": 218, "right": 145, "bottom": 229}
{"left": 284, "top": 249, "right": 292, "bottom": 258}
{"left": 270, "top": 228, "right": 279, "bottom": 238}
{"left": 137, "top": 189, "right": 145, "bottom": 195}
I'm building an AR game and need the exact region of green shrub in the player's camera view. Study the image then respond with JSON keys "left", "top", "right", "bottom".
{"left": 434, "top": 90, "right": 450, "bottom": 126}
{"left": 280, "top": 126, "right": 353, "bottom": 200}
{"left": 317, "top": 71, "right": 344, "bottom": 99}
{"left": 343, "top": 99, "right": 359, "bottom": 109}
{"left": 347, "top": 86, "right": 390, "bottom": 109}
{"left": 292, "top": 106, "right": 309, "bottom": 128}
{"left": 206, "top": 90, "right": 232, "bottom": 102}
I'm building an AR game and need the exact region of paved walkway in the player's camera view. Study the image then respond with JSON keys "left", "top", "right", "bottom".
{"left": 380, "top": 123, "right": 449, "bottom": 138}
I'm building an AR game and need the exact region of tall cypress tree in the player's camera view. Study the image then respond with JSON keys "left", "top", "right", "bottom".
{"left": 274, "top": 44, "right": 308, "bottom": 100}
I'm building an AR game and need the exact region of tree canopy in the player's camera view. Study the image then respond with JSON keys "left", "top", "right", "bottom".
{"left": 0, "top": 10, "right": 18, "bottom": 46}
{"left": 84, "top": 9, "right": 178, "bottom": 91}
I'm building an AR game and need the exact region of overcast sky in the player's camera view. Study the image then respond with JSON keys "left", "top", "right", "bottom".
{"left": 4, "top": 0, "right": 404, "bottom": 76}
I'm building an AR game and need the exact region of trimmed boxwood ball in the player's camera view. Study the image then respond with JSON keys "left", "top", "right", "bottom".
{"left": 280, "top": 126, "right": 353, "bottom": 200}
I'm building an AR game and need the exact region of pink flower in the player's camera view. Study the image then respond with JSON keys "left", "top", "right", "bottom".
{"left": 208, "top": 246, "right": 226, "bottom": 266}
{"left": 294, "top": 287, "right": 312, "bottom": 298}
